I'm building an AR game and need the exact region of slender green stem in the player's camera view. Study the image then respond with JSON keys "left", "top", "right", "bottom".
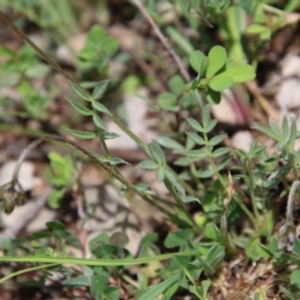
{"left": 0, "top": 251, "right": 198, "bottom": 266}
{"left": 0, "top": 263, "right": 59, "bottom": 284}
{"left": 109, "top": 114, "right": 148, "bottom": 154}
{"left": 164, "top": 179, "right": 198, "bottom": 231}
{"left": 246, "top": 160, "right": 260, "bottom": 221}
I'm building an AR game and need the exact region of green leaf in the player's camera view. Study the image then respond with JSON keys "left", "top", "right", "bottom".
{"left": 185, "top": 148, "right": 207, "bottom": 159}
{"left": 186, "top": 117, "right": 203, "bottom": 132}
{"left": 209, "top": 74, "right": 234, "bottom": 91}
{"left": 109, "top": 232, "right": 129, "bottom": 247}
{"left": 181, "top": 195, "right": 201, "bottom": 204}
{"left": 174, "top": 157, "right": 191, "bottom": 166}
{"left": 212, "top": 147, "right": 230, "bottom": 157}
{"left": 168, "top": 75, "right": 185, "bottom": 95}
{"left": 0, "top": 46, "right": 14, "bottom": 58}
{"left": 103, "top": 286, "right": 120, "bottom": 300}
{"left": 197, "top": 168, "right": 214, "bottom": 178}
{"left": 100, "top": 132, "right": 120, "bottom": 140}
{"left": 208, "top": 135, "right": 225, "bottom": 146}
{"left": 256, "top": 243, "right": 271, "bottom": 259}
{"left": 224, "top": 65, "right": 256, "bottom": 82}
{"left": 69, "top": 81, "right": 91, "bottom": 101}
{"left": 186, "top": 132, "right": 205, "bottom": 145}
{"left": 189, "top": 50, "right": 208, "bottom": 74}
{"left": 46, "top": 220, "right": 66, "bottom": 231}
{"left": 293, "top": 239, "right": 300, "bottom": 256}
{"left": 139, "top": 273, "right": 180, "bottom": 300}
{"left": 67, "top": 98, "right": 93, "bottom": 116}
{"left": 204, "top": 119, "right": 218, "bottom": 133}
{"left": 206, "top": 244, "right": 225, "bottom": 266}
{"left": 246, "top": 24, "right": 269, "bottom": 34}
{"left": 206, "top": 46, "right": 227, "bottom": 78}
{"left": 240, "top": 0, "right": 253, "bottom": 12}
{"left": 217, "top": 155, "right": 232, "bottom": 171}
{"left": 290, "top": 269, "right": 300, "bottom": 288}
{"left": 164, "top": 230, "right": 194, "bottom": 248}
{"left": 138, "top": 160, "right": 159, "bottom": 170}
{"left": 92, "top": 80, "right": 109, "bottom": 100}
{"left": 136, "top": 183, "right": 151, "bottom": 192}
{"left": 157, "top": 93, "right": 179, "bottom": 112}
{"left": 90, "top": 151, "right": 110, "bottom": 163}
{"left": 90, "top": 274, "right": 108, "bottom": 295}
{"left": 168, "top": 255, "right": 190, "bottom": 271}
{"left": 92, "top": 101, "right": 110, "bottom": 115}
{"left": 25, "top": 64, "right": 50, "bottom": 78}
{"left": 148, "top": 140, "right": 166, "bottom": 165}
{"left": 163, "top": 282, "right": 179, "bottom": 299}
{"left": 157, "top": 136, "right": 184, "bottom": 151}
{"left": 30, "top": 232, "right": 52, "bottom": 239}
{"left": 204, "top": 223, "right": 221, "bottom": 241}
{"left": 64, "top": 128, "right": 97, "bottom": 139}
{"left": 87, "top": 25, "right": 106, "bottom": 43}
{"left": 48, "top": 188, "right": 65, "bottom": 209}
{"left": 62, "top": 276, "right": 90, "bottom": 286}
{"left": 206, "top": 87, "right": 221, "bottom": 104}
{"left": 93, "top": 114, "right": 107, "bottom": 130}
{"left": 109, "top": 157, "right": 128, "bottom": 166}
{"left": 156, "top": 167, "right": 165, "bottom": 182}
{"left": 201, "top": 105, "right": 211, "bottom": 130}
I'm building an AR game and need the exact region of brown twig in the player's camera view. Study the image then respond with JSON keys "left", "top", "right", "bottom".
{"left": 131, "top": 0, "right": 191, "bottom": 82}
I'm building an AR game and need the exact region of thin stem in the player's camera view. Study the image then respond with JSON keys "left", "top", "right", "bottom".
{"left": 109, "top": 114, "right": 148, "bottom": 154}
{"left": 0, "top": 263, "right": 59, "bottom": 284}
{"left": 0, "top": 250, "right": 198, "bottom": 266}
{"left": 130, "top": 0, "right": 191, "bottom": 82}
{"left": 164, "top": 179, "right": 198, "bottom": 231}
{"left": 246, "top": 160, "right": 260, "bottom": 221}
{"left": 13, "top": 135, "right": 176, "bottom": 222}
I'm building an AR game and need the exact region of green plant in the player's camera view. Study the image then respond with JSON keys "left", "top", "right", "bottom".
{"left": 0, "top": 0, "right": 300, "bottom": 299}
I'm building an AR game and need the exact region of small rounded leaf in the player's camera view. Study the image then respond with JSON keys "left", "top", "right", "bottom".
{"left": 208, "top": 74, "right": 234, "bottom": 91}
{"left": 224, "top": 65, "right": 256, "bottom": 83}
{"left": 206, "top": 46, "right": 227, "bottom": 78}
{"left": 189, "top": 50, "right": 208, "bottom": 74}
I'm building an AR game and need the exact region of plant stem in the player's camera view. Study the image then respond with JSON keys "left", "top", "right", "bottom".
{"left": 13, "top": 135, "right": 177, "bottom": 222}
{"left": 0, "top": 250, "right": 198, "bottom": 267}
{"left": 246, "top": 160, "right": 260, "bottom": 221}
{"left": 164, "top": 178, "right": 199, "bottom": 231}
{"left": 130, "top": 0, "right": 190, "bottom": 82}
{"left": 109, "top": 114, "right": 148, "bottom": 154}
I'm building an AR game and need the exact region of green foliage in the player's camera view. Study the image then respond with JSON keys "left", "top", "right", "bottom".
{"left": 43, "top": 152, "right": 76, "bottom": 208}
{"left": 189, "top": 45, "right": 255, "bottom": 103}
{"left": 78, "top": 25, "right": 119, "bottom": 76}
{"left": 1, "top": 0, "right": 300, "bottom": 299}
{"left": 0, "top": 45, "right": 50, "bottom": 118}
